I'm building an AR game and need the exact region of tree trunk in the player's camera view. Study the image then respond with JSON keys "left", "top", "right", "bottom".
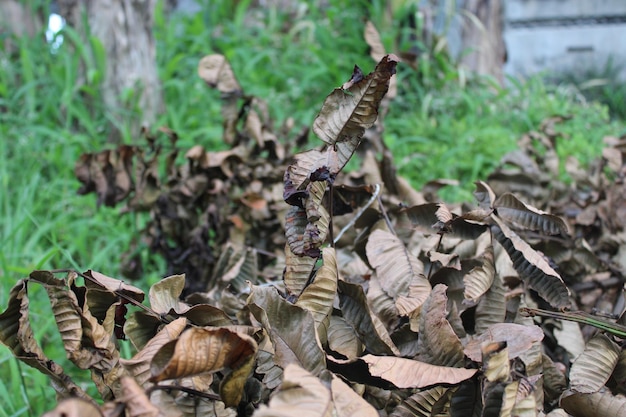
{"left": 0, "top": 0, "right": 43, "bottom": 54}
{"left": 460, "top": 0, "right": 506, "bottom": 84}
{"left": 58, "top": 0, "right": 162, "bottom": 140}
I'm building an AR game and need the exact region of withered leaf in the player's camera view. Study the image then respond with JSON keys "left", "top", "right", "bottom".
{"left": 247, "top": 285, "right": 326, "bottom": 375}
{"left": 338, "top": 280, "right": 400, "bottom": 356}
{"left": 313, "top": 54, "right": 398, "bottom": 146}
{"left": 41, "top": 398, "right": 103, "bottom": 417}
{"left": 198, "top": 54, "right": 242, "bottom": 94}
{"left": 366, "top": 229, "right": 430, "bottom": 315}
{"left": 0, "top": 279, "right": 87, "bottom": 398}
{"left": 296, "top": 247, "right": 338, "bottom": 335}
{"left": 150, "top": 327, "right": 257, "bottom": 384}
{"left": 283, "top": 243, "right": 317, "bottom": 296}
{"left": 417, "top": 284, "right": 464, "bottom": 368}
{"left": 118, "top": 376, "right": 161, "bottom": 417}
{"left": 254, "top": 364, "right": 332, "bottom": 417}
{"left": 560, "top": 389, "right": 626, "bottom": 417}
{"left": 464, "top": 323, "right": 544, "bottom": 363}
{"left": 463, "top": 244, "right": 495, "bottom": 303}
{"left": 364, "top": 20, "right": 387, "bottom": 63}
{"left": 331, "top": 372, "right": 378, "bottom": 417}
{"left": 569, "top": 333, "right": 620, "bottom": 394}
{"left": 492, "top": 216, "right": 571, "bottom": 309}
{"left": 121, "top": 317, "right": 187, "bottom": 388}
{"left": 359, "top": 354, "right": 477, "bottom": 389}
{"left": 390, "top": 386, "right": 451, "bottom": 417}
{"left": 494, "top": 192, "right": 568, "bottom": 235}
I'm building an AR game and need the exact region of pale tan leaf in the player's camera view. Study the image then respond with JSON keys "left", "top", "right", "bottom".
{"left": 482, "top": 342, "right": 510, "bottom": 382}
{"left": 361, "top": 354, "right": 477, "bottom": 389}
{"left": 613, "top": 350, "right": 626, "bottom": 395}
{"left": 552, "top": 314, "right": 586, "bottom": 360}
{"left": 569, "top": 333, "right": 620, "bottom": 393}
{"left": 417, "top": 284, "right": 464, "bottom": 367}
{"left": 254, "top": 364, "right": 332, "bottom": 417}
{"left": 366, "top": 229, "right": 430, "bottom": 314}
{"left": 464, "top": 323, "right": 544, "bottom": 363}
{"left": 327, "top": 315, "right": 363, "bottom": 360}
{"left": 560, "top": 390, "right": 626, "bottom": 417}
{"left": 0, "top": 279, "right": 89, "bottom": 398}
{"left": 283, "top": 243, "right": 317, "bottom": 296}
{"left": 150, "top": 327, "right": 257, "bottom": 383}
{"left": 337, "top": 280, "right": 400, "bottom": 356}
{"left": 492, "top": 216, "right": 571, "bottom": 309}
{"left": 464, "top": 245, "right": 495, "bottom": 302}
{"left": 474, "top": 180, "right": 496, "bottom": 209}
{"left": 389, "top": 386, "right": 451, "bottom": 417}
{"left": 364, "top": 21, "right": 386, "bottom": 62}
{"left": 257, "top": 347, "right": 283, "bottom": 390}
{"left": 313, "top": 54, "right": 398, "bottom": 147}
{"left": 41, "top": 398, "right": 102, "bottom": 417}
{"left": 331, "top": 372, "right": 378, "bottom": 417}
{"left": 245, "top": 109, "right": 264, "bottom": 147}
{"left": 148, "top": 274, "right": 188, "bottom": 314}
{"left": 494, "top": 193, "right": 568, "bottom": 235}
{"left": 124, "top": 311, "right": 162, "bottom": 351}
{"left": 29, "top": 271, "right": 84, "bottom": 359}
{"left": 198, "top": 54, "right": 242, "bottom": 94}
{"left": 296, "top": 247, "right": 338, "bottom": 336}
{"left": 474, "top": 269, "right": 506, "bottom": 334}
{"left": 119, "top": 376, "right": 161, "bottom": 417}
{"left": 247, "top": 285, "right": 326, "bottom": 375}
{"left": 83, "top": 269, "right": 145, "bottom": 302}
{"left": 501, "top": 380, "right": 533, "bottom": 417}
{"left": 121, "top": 317, "right": 187, "bottom": 388}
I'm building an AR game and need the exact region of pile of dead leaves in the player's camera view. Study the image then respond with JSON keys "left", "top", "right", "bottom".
{"left": 3, "top": 22, "right": 626, "bottom": 417}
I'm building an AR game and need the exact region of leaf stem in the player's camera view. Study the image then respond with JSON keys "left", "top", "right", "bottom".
{"left": 520, "top": 307, "right": 626, "bottom": 338}
{"left": 334, "top": 183, "right": 380, "bottom": 244}
{"left": 147, "top": 384, "right": 221, "bottom": 401}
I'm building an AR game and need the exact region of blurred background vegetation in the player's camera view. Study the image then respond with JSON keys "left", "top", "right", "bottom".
{"left": 1, "top": 1, "right": 625, "bottom": 415}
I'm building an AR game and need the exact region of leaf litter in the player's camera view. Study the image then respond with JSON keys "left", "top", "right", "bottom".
{"left": 4, "top": 22, "right": 626, "bottom": 416}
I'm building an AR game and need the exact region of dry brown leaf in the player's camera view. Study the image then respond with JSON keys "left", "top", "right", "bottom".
{"left": 119, "top": 376, "right": 162, "bottom": 417}
{"left": 41, "top": 398, "right": 103, "bottom": 417}
{"left": 366, "top": 229, "right": 430, "bottom": 315}
{"left": 198, "top": 54, "right": 242, "bottom": 94}
{"left": 492, "top": 216, "right": 571, "bottom": 309}
{"left": 464, "top": 323, "right": 544, "bottom": 363}
{"left": 121, "top": 317, "right": 187, "bottom": 388}
{"left": 254, "top": 364, "right": 332, "bottom": 417}
{"left": 150, "top": 327, "right": 257, "bottom": 384}
{"left": 296, "top": 247, "right": 338, "bottom": 336}
{"left": 417, "top": 284, "right": 464, "bottom": 368}
{"left": 569, "top": 333, "right": 620, "bottom": 394}
{"left": 560, "top": 389, "right": 626, "bottom": 417}
{"left": 330, "top": 373, "right": 378, "bottom": 417}
{"left": 247, "top": 285, "right": 326, "bottom": 375}
{"left": 360, "top": 354, "right": 477, "bottom": 389}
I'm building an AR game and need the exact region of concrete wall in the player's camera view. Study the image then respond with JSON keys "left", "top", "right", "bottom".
{"left": 503, "top": 0, "right": 626, "bottom": 81}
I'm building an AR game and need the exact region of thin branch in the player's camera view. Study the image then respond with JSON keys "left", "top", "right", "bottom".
{"left": 328, "top": 180, "right": 335, "bottom": 247}
{"left": 147, "top": 384, "right": 221, "bottom": 401}
{"left": 334, "top": 183, "right": 380, "bottom": 244}
{"left": 376, "top": 186, "right": 396, "bottom": 236}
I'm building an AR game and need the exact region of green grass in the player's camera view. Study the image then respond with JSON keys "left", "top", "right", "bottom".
{"left": 1, "top": 1, "right": 625, "bottom": 415}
